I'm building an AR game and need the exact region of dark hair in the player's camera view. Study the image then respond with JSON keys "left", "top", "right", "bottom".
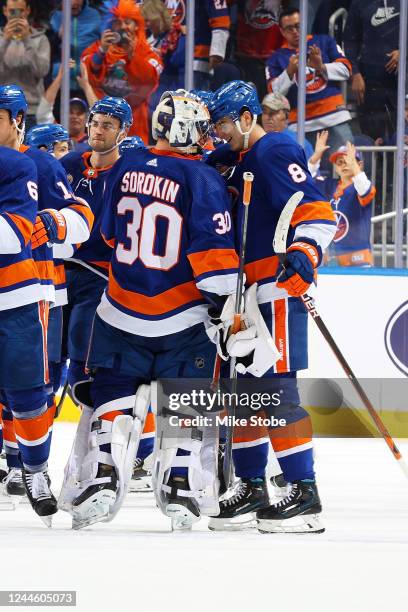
{"left": 279, "top": 6, "right": 300, "bottom": 27}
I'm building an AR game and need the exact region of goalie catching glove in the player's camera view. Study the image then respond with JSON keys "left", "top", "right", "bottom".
{"left": 206, "top": 284, "right": 281, "bottom": 377}
{"left": 31, "top": 209, "right": 67, "bottom": 249}
{"left": 276, "top": 238, "right": 321, "bottom": 297}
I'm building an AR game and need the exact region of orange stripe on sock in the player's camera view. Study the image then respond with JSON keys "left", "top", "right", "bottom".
{"left": 269, "top": 416, "right": 313, "bottom": 453}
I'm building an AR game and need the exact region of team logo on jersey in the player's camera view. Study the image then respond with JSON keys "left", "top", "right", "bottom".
{"left": 384, "top": 301, "right": 408, "bottom": 376}
{"left": 67, "top": 174, "right": 74, "bottom": 184}
{"left": 195, "top": 357, "right": 205, "bottom": 369}
{"left": 165, "top": 0, "right": 185, "bottom": 25}
{"left": 371, "top": 6, "right": 399, "bottom": 27}
{"left": 295, "top": 66, "right": 327, "bottom": 95}
{"left": 244, "top": 0, "right": 280, "bottom": 29}
{"left": 333, "top": 210, "right": 349, "bottom": 242}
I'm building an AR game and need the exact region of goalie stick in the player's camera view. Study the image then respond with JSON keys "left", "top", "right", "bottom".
{"left": 273, "top": 196, "right": 408, "bottom": 479}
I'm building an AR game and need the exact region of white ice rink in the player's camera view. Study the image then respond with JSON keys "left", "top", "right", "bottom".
{"left": 1, "top": 422, "right": 407, "bottom": 612}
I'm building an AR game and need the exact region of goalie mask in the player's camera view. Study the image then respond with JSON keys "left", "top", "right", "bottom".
{"left": 152, "top": 90, "right": 211, "bottom": 154}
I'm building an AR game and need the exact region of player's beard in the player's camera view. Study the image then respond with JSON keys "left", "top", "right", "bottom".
{"left": 90, "top": 137, "right": 115, "bottom": 153}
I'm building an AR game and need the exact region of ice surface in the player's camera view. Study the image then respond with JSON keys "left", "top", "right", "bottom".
{"left": 1, "top": 423, "right": 407, "bottom": 612}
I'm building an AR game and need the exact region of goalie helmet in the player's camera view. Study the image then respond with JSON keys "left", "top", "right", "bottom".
{"left": 88, "top": 96, "right": 133, "bottom": 130}
{"left": 151, "top": 90, "right": 211, "bottom": 153}
{"left": 208, "top": 80, "right": 262, "bottom": 124}
{"left": 26, "top": 124, "right": 70, "bottom": 154}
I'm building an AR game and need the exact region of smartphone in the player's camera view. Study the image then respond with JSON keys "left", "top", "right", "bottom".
{"left": 9, "top": 8, "right": 22, "bottom": 18}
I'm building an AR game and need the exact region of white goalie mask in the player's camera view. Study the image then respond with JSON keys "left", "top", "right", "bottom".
{"left": 152, "top": 90, "right": 211, "bottom": 153}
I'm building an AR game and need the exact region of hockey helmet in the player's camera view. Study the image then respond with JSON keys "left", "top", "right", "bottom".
{"left": 190, "top": 89, "right": 214, "bottom": 107}
{"left": 26, "top": 124, "right": 70, "bottom": 153}
{"left": 0, "top": 84, "right": 28, "bottom": 120}
{"left": 119, "top": 135, "right": 147, "bottom": 153}
{"left": 88, "top": 96, "right": 133, "bottom": 130}
{"left": 151, "top": 90, "right": 211, "bottom": 153}
{"left": 208, "top": 80, "right": 262, "bottom": 124}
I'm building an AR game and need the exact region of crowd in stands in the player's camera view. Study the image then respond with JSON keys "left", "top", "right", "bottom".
{"left": 0, "top": 0, "right": 405, "bottom": 147}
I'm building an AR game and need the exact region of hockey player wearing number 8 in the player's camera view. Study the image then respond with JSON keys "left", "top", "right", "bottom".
{"left": 207, "top": 81, "right": 337, "bottom": 534}
{"left": 58, "top": 90, "right": 277, "bottom": 530}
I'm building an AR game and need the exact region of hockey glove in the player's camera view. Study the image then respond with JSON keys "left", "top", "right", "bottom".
{"left": 276, "top": 239, "right": 321, "bottom": 297}
{"left": 31, "top": 209, "right": 67, "bottom": 249}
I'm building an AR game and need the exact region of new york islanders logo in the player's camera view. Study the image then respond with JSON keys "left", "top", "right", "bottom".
{"left": 165, "top": 0, "right": 185, "bottom": 25}
{"left": 333, "top": 210, "right": 349, "bottom": 242}
{"left": 385, "top": 301, "right": 408, "bottom": 376}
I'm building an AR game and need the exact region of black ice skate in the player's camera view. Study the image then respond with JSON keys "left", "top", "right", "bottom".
{"left": 257, "top": 479, "right": 325, "bottom": 534}
{"left": 71, "top": 463, "right": 118, "bottom": 530}
{"left": 165, "top": 475, "right": 200, "bottom": 531}
{"left": 128, "top": 457, "right": 152, "bottom": 493}
{"left": 4, "top": 468, "right": 26, "bottom": 496}
{"left": 22, "top": 468, "right": 58, "bottom": 527}
{"left": 208, "top": 477, "right": 269, "bottom": 531}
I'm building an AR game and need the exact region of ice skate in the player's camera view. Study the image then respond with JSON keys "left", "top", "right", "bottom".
{"left": 165, "top": 476, "right": 200, "bottom": 531}
{"left": 128, "top": 457, "right": 152, "bottom": 493}
{"left": 257, "top": 479, "right": 325, "bottom": 534}
{"left": 71, "top": 463, "right": 118, "bottom": 530}
{"left": 22, "top": 469, "right": 58, "bottom": 527}
{"left": 270, "top": 473, "right": 290, "bottom": 500}
{"left": 208, "top": 478, "right": 269, "bottom": 531}
{"left": 0, "top": 468, "right": 24, "bottom": 510}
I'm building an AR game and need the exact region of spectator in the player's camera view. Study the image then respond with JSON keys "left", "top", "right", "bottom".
{"left": 233, "top": 0, "right": 282, "bottom": 100}
{"left": 344, "top": 0, "right": 401, "bottom": 141}
{"left": 68, "top": 97, "right": 90, "bottom": 152}
{"left": 321, "top": 142, "right": 376, "bottom": 266}
{"left": 142, "top": 0, "right": 185, "bottom": 113}
{"left": 0, "top": 0, "right": 50, "bottom": 129}
{"left": 266, "top": 7, "right": 353, "bottom": 157}
{"left": 50, "top": 0, "right": 101, "bottom": 96}
{"left": 261, "top": 91, "right": 330, "bottom": 177}
{"left": 82, "top": 0, "right": 163, "bottom": 143}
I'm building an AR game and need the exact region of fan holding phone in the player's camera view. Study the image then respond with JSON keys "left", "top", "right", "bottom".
{"left": 3, "top": 2, "right": 30, "bottom": 41}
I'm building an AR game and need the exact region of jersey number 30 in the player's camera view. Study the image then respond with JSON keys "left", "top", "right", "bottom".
{"left": 116, "top": 196, "right": 182, "bottom": 271}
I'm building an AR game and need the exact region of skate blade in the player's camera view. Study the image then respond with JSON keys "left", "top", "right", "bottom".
{"left": 72, "top": 490, "right": 116, "bottom": 531}
{"left": 39, "top": 515, "right": 53, "bottom": 528}
{"left": 208, "top": 513, "right": 257, "bottom": 532}
{"left": 128, "top": 479, "right": 153, "bottom": 493}
{"left": 166, "top": 503, "right": 200, "bottom": 531}
{"left": 257, "top": 513, "right": 325, "bottom": 534}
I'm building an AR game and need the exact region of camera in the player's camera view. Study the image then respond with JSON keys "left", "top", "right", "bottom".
{"left": 111, "top": 29, "right": 128, "bottom": 46}
{"left": 9, "top": 8, "right": 22, "bottom": 18}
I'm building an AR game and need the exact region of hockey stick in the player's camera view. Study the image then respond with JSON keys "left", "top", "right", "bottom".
{"left": 212, "top": 172, "right": 254, "bottom": 490}
{"left": 273, "top": 199, "right": 408, "bottom": 479}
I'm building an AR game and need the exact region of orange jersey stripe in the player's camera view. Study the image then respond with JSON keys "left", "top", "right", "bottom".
{"left": 101, "top": 233, "right": 115, "bottom": 249}
{"left": 108, "top": 272, "right": 203, "bottom": 316}
{"left": 34, "top": 260, "right": 55, "bottom": 282}
{"left": 54, "top": 262, "right": 66, "bottom": 286}
{"left": 209, "top": 15, "right": 231, "bottom": 29}
{"left": 69, "top": 202, "right": 94, "bottom": 230}
{"left": 358, "top": 186, "right": 376, "bottom": 207}
{"left": 5, "top": 213, "right": 33, "bottom": 245}
{"left": 0, "top": 259, "right": 40, "bottom": 288}
{"left": 90, "top": 260, "right": 110, "bottom": 270}
{"left": 14, "top": 404, "right": 54, "bottom": 442}
{"left": 334, "top": 56, "right": 352, "bottom": 72}
{"left": 289, "top": 93, "right": 345, "bottom": 123}
{"left": 188, "top": 248, "right": 239, "bottom": 277}
{"left": 143, "top": 411, "right": 155, "bottom": 434}
{"left": 291, "top": 201, "right": 336, "bottom": 226}
{"left": 244, "top": 255, "right": 280, "bottom": 285}
{"left": 194, "top": 44, "right": 210, "bottom": 58}
{"left": 101, "top": 410, "right": 123, "bottom": 422}
{"left": 274, "top": 298, "right": 288, "bottom": 373}
{"left": 269, "top": 416, "right": 313, "bottom": 452}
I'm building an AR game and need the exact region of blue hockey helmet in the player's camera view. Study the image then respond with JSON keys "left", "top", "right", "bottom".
{"left": 26, "top": 124, "right": 70, "bottom": 153}
{"left": 0, "top": 84, "right": 28, "bottom": 120}
{"left": 119, "top": 136, "right": 146, "bottom": 154}
{"left": 208, "top": 80, "right": 262, "bottom": 124}
{"left": 88, "top": 96, "right": 133, "bottom": 129}
{"left": 190, "top": 89, "right": 214, "bottom": 107}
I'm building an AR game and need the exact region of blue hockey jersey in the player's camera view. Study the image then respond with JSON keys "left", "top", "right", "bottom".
{"left": 61, "top": 150, "right": 115, "bottom": 275}
{"left": 98, "top": 147, "right": 239, "bottom": 337}
{"left": 230, "top": 132, "right": 336, "bottom": 372}
{"left": 20, "top": 146, "right": 94, "bottom": 305}
{"left": 0, "top": 146, "right": 42, "bottom": 311}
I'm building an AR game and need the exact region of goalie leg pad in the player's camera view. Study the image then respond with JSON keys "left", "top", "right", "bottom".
{"left": 58, "top": 384, "right": 150, "bottom": 525}
{"left": 152, "top": 385, "right": 219, "bottom": 518}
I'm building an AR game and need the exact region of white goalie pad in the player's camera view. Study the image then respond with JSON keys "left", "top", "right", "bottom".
{"left": 151, "top": 383, "right": 220, "bottom": 517}
{"left": 227, "top": 284, "right": 281, "bottom": 377}
{"left": 58, "top": 384, "right": 151, "bottom": 523}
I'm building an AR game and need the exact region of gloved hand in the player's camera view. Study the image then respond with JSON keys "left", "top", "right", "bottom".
{"left": 31, "top": 209, "right": 67, "bottom": 249}
{"left": 276, "top": 239, "right": 321, "bottom": 297}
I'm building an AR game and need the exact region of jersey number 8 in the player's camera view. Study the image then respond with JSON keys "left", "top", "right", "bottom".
{"left": 116, "top": 196, "right": 182, "bottom": 271}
